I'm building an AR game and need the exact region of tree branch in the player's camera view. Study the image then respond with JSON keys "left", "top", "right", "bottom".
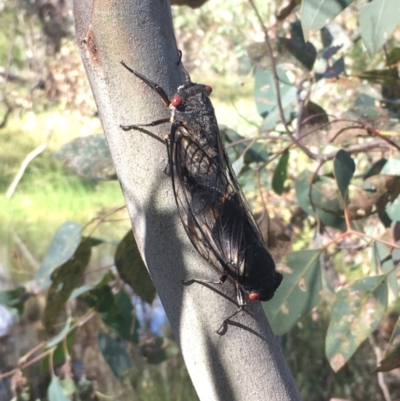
{"left": 73, "top": 1, "right": 301, "bottom": 400}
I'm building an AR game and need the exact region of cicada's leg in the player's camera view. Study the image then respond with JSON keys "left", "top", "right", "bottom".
{"left": 163, "top": 121, "right": 181, "bottom": 176}
{"left": 120, "top": 118, "right": 170, "bottom": 132}
{"left": 182, "top": 273, "right": 228, "bottom": 286}
{"left": 121, "top": 61, "right": 170, "bottom": 106}
{"left": 216, "top": 284, "right": 246, "bottom": 335}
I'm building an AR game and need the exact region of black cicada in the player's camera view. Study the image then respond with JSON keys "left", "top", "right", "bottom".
{"left": 120, "top": 57, "right": 283, "bottom": 333}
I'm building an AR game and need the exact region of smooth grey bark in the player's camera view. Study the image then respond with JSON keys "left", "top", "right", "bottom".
{"left": 73, "top": 1, "right": 302, "bottom": 400}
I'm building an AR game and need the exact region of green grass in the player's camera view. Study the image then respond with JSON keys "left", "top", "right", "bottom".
{"left": 0, "top": 108, "right": 127, "bottom": 278}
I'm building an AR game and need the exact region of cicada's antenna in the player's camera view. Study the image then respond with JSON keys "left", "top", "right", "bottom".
{"left": 177, "top": 50, "right": 191, "bottom": 82}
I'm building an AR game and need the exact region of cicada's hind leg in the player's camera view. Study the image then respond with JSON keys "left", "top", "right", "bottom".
{"left": 182, "top": 273, "right": 228, "bottom": 287}
{"left": 216, "top": 284, "right": 246, "bottom": 335}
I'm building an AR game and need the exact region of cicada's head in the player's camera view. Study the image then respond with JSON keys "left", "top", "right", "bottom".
{"left": 169, "top": 81, "right": 213, "bottom": 112}
{"left": 243, "top": 247, "right": 283, "bottom": 302}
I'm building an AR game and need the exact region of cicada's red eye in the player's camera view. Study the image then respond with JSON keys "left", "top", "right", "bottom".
{"left": 171, "top": 96, "right": 183, "bottom": 107}
{"left": 205, "top": 85, "right": 212, "bottom": 95}
{"left": 249, "top": 292, "right": 260, "bottom": 301}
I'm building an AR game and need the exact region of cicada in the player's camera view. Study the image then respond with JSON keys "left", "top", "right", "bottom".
{"left": 120, "top": 57, "right": 282, "bottom": 333}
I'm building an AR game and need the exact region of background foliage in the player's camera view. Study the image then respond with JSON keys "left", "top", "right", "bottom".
{"left": 1, "top": 0, "right": 400, "bottom": 400}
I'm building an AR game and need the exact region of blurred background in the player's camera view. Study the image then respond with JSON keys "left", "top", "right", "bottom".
{"left": 1, "top": 0, "right": 400, "bottom": 400}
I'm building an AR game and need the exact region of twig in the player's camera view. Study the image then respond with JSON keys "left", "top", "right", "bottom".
{"left": 5, "top": 131, "right": 53, "bottom": 199}
{"left": 369, "top": 335, "right": 392, "bottom": 401}
{"left": 248, "top": 0, "right": 317, "bottom": 160}
{"left": 11, "top": 230, "right": 39, "bottom": 270}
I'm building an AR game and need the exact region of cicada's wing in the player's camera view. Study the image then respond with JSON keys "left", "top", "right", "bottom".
{"left": 217, "top": 133, "right": 266, "bottom": 248}
{"left": 169, "top": 123, "right": 245, "bottom": 280}
{"left": 216, "top": 133, "right": 280, "bottom": 300}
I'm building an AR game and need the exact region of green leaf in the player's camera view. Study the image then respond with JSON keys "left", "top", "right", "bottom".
{"left": 41, "top": 332, "right": 75, "bottom": 374}
{"left": 380, "top": 159, "right": 400, "bottom": 221}
{"left": 100, "top": 289, "right": 139, "bottom": 343}
{"left": 376, "top": 343, "right": 400, "bottom": 372}
{"left": 359, "top": 0, "right": 400, "bottom": 56}
{"left": 97, "top": 329, "right": 132, "bottom": 379}
{"left": 45, "top": 318, "right": 72, "bottom": 349}
{"left": 264, "top": 250, "right": 322, "bottom": 335}
{"left": 115, "top": 230, "right": 156, "bottom": 304}
{"left": 60, "top": 377, "right": 76, "bottom": 397}
{"left": 53, "top": 134, "right": 116, "bottom": 180}
{"left": 222, "top": 127, "right": 268, "bottom": 164}
{"left": 278, "top": 21, "right": 316, "bottom": 70}
{"left": 295, "top": 170, "right": 345, "bottom": 229}
{"left": 68, "top": 271, "right": 115, "bottom": 302}
{"left": 47, "top": 376, "right": 71, "bottom": 401}
{"left": 300, "top": 0, "right": 354, "bottom": 41}
{"left": 68, "top": 285, "right": 94, "bottom": 301}
{"left": 79, "top": 284, "right": 114, "bottom": 314}
{"left": 272, "top": 150, "right": 289, "bottom": 195}
{"left": 34, "top": 221, "right": 82, "bottom": 290}
{"left": 376, "top": 316, "right": 400, "bottom": 372}
{"left": 0, "top": 286, "right": 26, "bottom": 315}
{"left": 363, "top": 158, "right": 387, "bottom": 179}
{"left": 334, "top": 149, "right": 355, "bottom": 202}
{"left": 373, "top": 242, "right": 398, "bottom": 301}
{"left": 326, "top": 275, "right": 388, "bottom": 372}
{"left": 254, "top": 66, "right": 297, "bottom": 129}
{"left": 386, "top": 195, "right": 400, "bottom": 222}
{"left": 386, "top": 47, "right": 400, "bottom": 66}
{"left": 380, "top": 158, "right": 400, "bottom": 175}
{"left": 44, "top": 239, "right": 92, "bottom": 333}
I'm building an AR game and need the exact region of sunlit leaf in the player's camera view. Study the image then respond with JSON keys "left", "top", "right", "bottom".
{"left": 60, "top": 376, "right": 76, "bottom": 397}
{"left": 47, "top": 375, "right": 70, "bottom": 401}
{"left": 334, "top": 149, "right": 355, "bottom": 202}
{"left": 254, "top": 66, "right": 297, "bottom": 129}
{"left": 359, "top": 0, "right": 400, "bottom": 56}
{"left": 264, "top": 250, "right": 322, "bottom": 335}
{"left": 300, "top": 0, "right": 354, "bottom": 40}
{"left": 34, "top": 221, "right": 82, "bottom": 290}
{"left": 326, "top": 275, "right": 388, "bottom": 372}
{"left": 44, "top": 239, "right": 92, "bottom": 333}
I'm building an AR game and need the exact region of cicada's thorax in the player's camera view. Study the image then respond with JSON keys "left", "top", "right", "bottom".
{"left": 169, "top": 81, "right": 225, "bottom": 191}
{"left": 170, "top": 81, "right": 220, "bottom": 158}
